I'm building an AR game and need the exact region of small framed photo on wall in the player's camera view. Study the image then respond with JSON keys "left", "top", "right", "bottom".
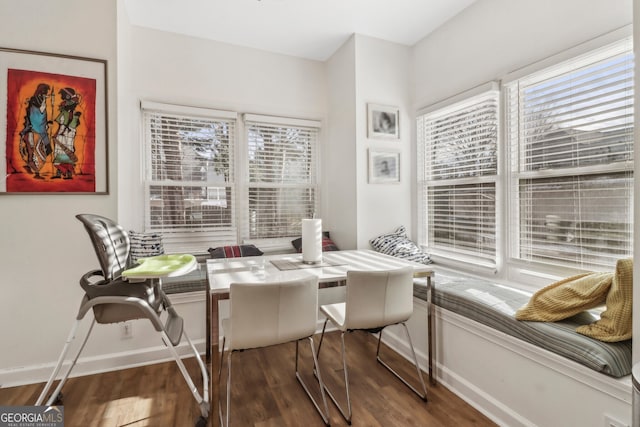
{"left": 368, "top": 149, "right": 400, "bottom": 184}
{"left": 367, "top": 103, "right": 399, "bottom": 140}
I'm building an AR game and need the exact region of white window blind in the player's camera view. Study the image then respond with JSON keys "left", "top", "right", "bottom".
{"left": 506, "top": 38, "right": 634, "bottom": 269}
{"left": 142, "top": 102, "right": 238, "bottom": 253}
{"left": 244, "top": 115, "right": 319, "bottom": 243}
{"left": 417, "top": 89, "right": 499, "bottom": 264}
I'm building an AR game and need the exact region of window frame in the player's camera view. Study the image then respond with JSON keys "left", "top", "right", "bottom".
{"left": 240, "top": 114, "right": 321, "bottom": 252}
{"left": 504, "top": 36, "right": 634, "bottom": 276}
{"left": 416, "top": 83, "right": 501, "bottom": 270}
{"left": 141, "top": 102, "right": 321, "bottom": 254}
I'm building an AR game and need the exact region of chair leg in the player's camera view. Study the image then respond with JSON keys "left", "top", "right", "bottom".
{"left": 376, "top": 323, "right": 428, "bottom": 402}
{"left": 316, "top": 318, "right": 329, "bottom": 358}
{"left": 161, "top": 330, "right": 210, "bottom": 418}
{"left": 36, "top": 317, "right": 95, "bottom": 406}
{"left": 295, "top": 338, "right": 331, "bottom": 425}
{"left": 319, "top": 331, "right": 352, "bottom": 424}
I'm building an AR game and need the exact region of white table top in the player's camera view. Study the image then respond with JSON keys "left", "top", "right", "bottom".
{"left": 206, "top": 249, "right": 433, "bottom": 294}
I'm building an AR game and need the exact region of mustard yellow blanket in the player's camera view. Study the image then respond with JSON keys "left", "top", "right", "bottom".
{"left": 515, "top": 258, "right": 632, "bottom": 342}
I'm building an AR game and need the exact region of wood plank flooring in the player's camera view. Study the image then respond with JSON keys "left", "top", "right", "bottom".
{"left": 0, "top": 331, "right": 496, "bottom": 426}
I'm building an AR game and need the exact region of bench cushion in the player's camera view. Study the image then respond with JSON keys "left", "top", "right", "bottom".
{"left": 162, "top": 267, "right": 207, "bottom": 294}
{"left": 413, "top": 272, "right": 632, "bottom": 378}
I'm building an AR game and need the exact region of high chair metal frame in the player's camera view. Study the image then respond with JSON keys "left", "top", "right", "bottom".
{"left": 36, "top": 214, "right": 209, "bottom": 427}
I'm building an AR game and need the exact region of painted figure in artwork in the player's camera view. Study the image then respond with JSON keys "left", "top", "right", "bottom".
{"left": 19, "top": 83, "right": 53, "bottom": 179}
{"left": 52, "top": 87, "right": 81, "bottom": 179}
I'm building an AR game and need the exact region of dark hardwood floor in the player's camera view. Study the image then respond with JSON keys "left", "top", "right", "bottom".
{"left": 1, "top": 331, "right": 496, "bottom": 426}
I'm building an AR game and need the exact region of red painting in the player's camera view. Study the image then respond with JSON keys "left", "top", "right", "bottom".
{"left": 5, "top": 69, "right": 97, "bottom": 192}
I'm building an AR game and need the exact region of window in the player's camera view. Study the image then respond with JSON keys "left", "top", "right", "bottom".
{"left": 243, "top": 114, "right": 320, "bottom": 248}
{"left": 506, "top": 38, "right": 633, "bottom": 270}
{"left": 142, "top": 102, "right": 237, "bottom": 253}
{"left": 417, "top": 87, "right": 499, "bottom": 266}
{"left": 141, "top": 104, "right": 320, "bottom": 253}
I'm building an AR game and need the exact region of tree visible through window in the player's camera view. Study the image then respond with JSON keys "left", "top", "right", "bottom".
{"left": 143, "top": 104, "right": 237, "bottom": 253}
{"left": 246, "top": 117, "right": 319, "bottom": 240}
{"left": 141, "top": 105, "right": 320, "bottom": 253}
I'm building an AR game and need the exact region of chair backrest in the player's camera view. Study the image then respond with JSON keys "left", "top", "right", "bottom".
{"left": 345, "top": 267, "right": 414, "bottom": 330}
{"left": 228, "top": 275, "right": 319, "bottom": 351}
{"left": 76, "top": 214, "right": 130, "bottom": 280}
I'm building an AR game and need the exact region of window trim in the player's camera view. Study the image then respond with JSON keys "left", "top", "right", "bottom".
{"left": 241, "top": 113, "right": 321, "bottom": 251}
{"left": 141, "top": 102, "right": 238, "bottom": 254}
{"left": 140, "top": 102, "right": 322, "bottom": 254}
{"left": 504, "top": 37, "right": 633, "bottom": 272}
{"left": 417, "top": 83, "right": 501, "bottom": 269}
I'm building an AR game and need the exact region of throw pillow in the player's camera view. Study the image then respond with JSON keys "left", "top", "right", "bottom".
{"left": 369, "top": 226, "right": 431, "bottom": 264}
{"left": 208, "top": 244, "right": 264, "bottom": 259}
{"left": 128, "top": 231, "right": 165, "bottom": 263}
{"left": 576, "top": 258, "right": 633, "bottom": 342}
{"left": 291, "top": 232, "right": 340, "bottom": 253}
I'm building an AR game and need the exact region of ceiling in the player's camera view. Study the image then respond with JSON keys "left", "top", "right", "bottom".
{"left": 123, "top": 0, "right": 476, "bottom": 61}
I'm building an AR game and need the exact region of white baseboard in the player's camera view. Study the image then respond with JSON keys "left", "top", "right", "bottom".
{"left": 0, "top": 339, "right": 206, "bottom": 389}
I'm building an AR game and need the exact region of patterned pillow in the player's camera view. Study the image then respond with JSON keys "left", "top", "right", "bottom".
{"left": 291, "top": 232, "right": 340, "bottom": 253}
{"left": 128, "top": 231, "right": 165, "bottom": 263}
{"left": 208, "top": 244, "right": 264, "bottom": 259}
{"left": 369, "top": 226, "right": 431, "bottom": 264}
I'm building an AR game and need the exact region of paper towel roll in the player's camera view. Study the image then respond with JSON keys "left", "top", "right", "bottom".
{"left": 302, "top": 218, "right": 322, "bottom": 264}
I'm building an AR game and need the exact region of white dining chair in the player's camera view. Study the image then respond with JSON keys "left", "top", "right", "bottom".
{"left": 317, "top": 267, "right": 427, "bottom": 424}
{"left": 219, "top": 275, "right": 330, "bottom": 426}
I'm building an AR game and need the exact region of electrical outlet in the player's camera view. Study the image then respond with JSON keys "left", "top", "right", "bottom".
{"left": 603, "top": 414, "right": 629, "bottom": 427}
{"left": 121, "top": 321, "right": 133, "bottom": 339}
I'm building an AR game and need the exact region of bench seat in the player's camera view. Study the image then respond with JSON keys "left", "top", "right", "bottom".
{"left": 162, "top": 267, "right": 207, "bottom": 294}
{"left": 413, "top": 271, "right": 632, "bottom": 378}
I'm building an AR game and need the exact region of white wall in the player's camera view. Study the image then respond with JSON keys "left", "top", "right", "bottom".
{"left": 353, "top": 35, "right": 412, "bottom": 247}
{"left": 413, "top": 0, "right": 632, "bottom": 110}
{"left": 0, "top": 0, "right": 119, "bottom": 379}
{"left": 325, "top": 36, "right": 358, "bottom": 248}
{"left": 325, "top": 35, "right": 413, "bottom": 249}
{"left": 120, "top": 26, "right": 329, "bottom": 233}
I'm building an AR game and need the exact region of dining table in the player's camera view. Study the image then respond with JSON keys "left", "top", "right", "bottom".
{"left": 205, "top": 249, "right": 434, "bottom": 427}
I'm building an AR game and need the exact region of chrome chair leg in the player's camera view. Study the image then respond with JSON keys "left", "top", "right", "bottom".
{"left": 295, "top": 338, "right": 331, "bottom": 425}
{"left": 376, "top": 323, "right": 428, "bottom": 401}
{"left": 319, "top": 331, "right": 352, "bottom": 424}
{"left": 316, "top": 318, "right": 329, "bottom": 357}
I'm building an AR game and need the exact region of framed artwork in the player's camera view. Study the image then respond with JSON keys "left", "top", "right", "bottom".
{"left": 0, "top": 47, "right": 108, "bottom": 194}
{"left": 367, "top": 103, "right": 399, "bottom": 140}
{"left": 369, "top": 149, "right": 400, "bottom": 184}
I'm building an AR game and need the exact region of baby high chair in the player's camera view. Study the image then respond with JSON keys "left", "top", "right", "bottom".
{"left": 36, "top": 214, "right": 209, "bottom": 426}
